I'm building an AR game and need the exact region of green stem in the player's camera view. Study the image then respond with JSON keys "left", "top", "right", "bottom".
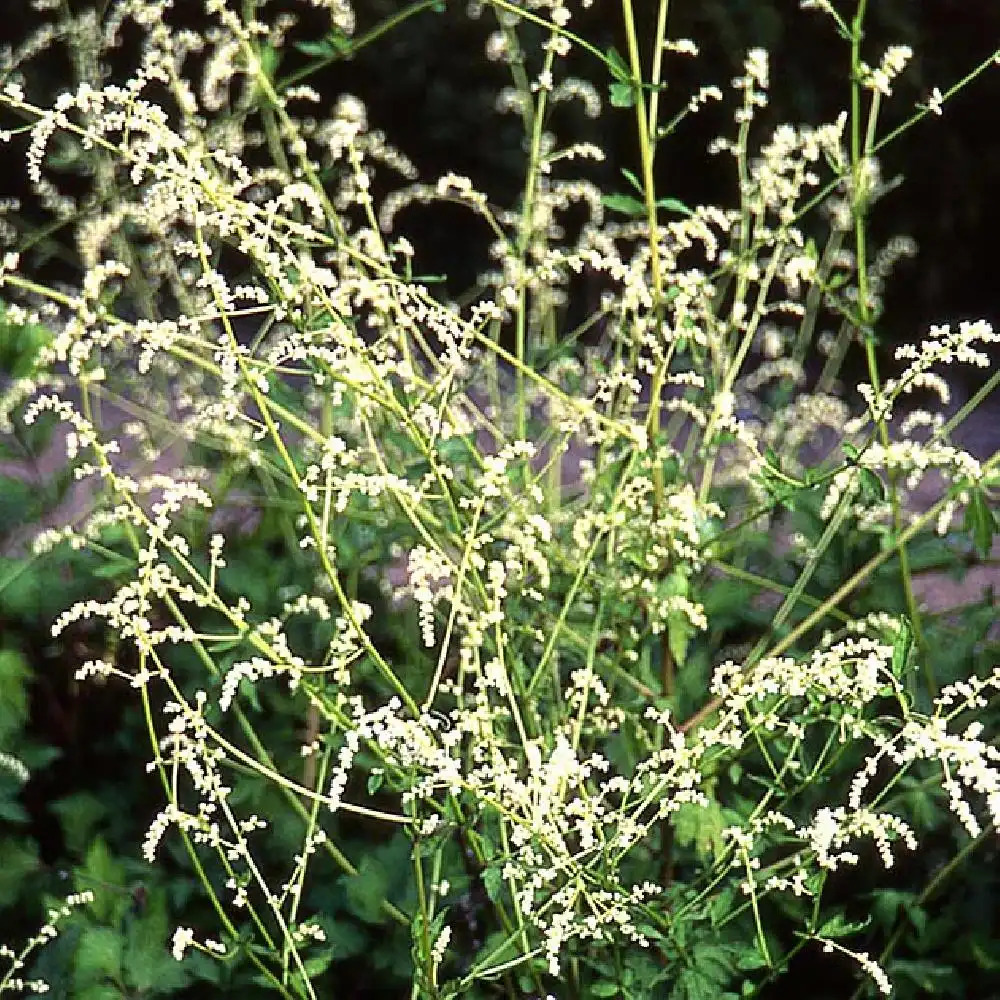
{"left": 848, "top": 0, "right": 929, "bottom": 692}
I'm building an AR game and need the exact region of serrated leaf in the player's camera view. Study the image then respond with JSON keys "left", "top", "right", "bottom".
{"left": 673, "top": 799, "right": 725, "bottom": 861}
{"left": 79, "top": 839, "right": 125, "bottom": 923}
{"left": 124, "top": 889, "right": 185, "bottom": 993}
{"left": 481, "top": 864, "right": 503, "bottom": 903}
{"left": 609, "top": 81, "right": 635, "bottom": 108}
{"left": 74, "top": 927, "right": 122, "bottom": 985}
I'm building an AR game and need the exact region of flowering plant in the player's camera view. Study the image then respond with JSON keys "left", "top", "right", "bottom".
{"left": 1, "top": 1, "right": 999, "bottom": 998}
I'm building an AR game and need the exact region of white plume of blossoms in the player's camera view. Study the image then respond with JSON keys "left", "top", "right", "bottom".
{"left": 859, "top": 45, "right": 914, "bottom": 97}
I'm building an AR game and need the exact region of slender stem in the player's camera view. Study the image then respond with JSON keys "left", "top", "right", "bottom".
{"left": 849, "top": 0, "right": 929, "bottom": 690}
{"left": 646, "top": 0, "right": 672, "bottom": 145}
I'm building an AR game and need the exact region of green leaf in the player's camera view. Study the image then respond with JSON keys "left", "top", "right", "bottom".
{"left": 672, "top": 799, "right": 726, "bottom": 861}
{"left": 605, "top": 46, "right": 630, "bottom": 81}
{"left": 672, "top": 942, "right": 737, "bottom": 1000}
{"left": 295, "top": 39, "right": 330, "bottom": 57}
{"left": 344, "top": 854, "right": 390, "bottom": 924}
{"left": 74, "top": 986, "right": 122, "bottom": 1000}
{"left": 736, "top": 950, "right": 769, "bottom": 971}
{"left": 0, "top": 305, "right": 54, "bottom": 378}
{"left": 294, "top": 38, "right": 338, "bottom": 58}
{"left": 609, "top": 81, "right": 635, "bottom": 108}
{"left": 92, "top": 555, "right": 136, "bottom": 579}
{"left": 481, "top": 864, "right": 504, "bottom": 903}
{"left": 124, "top": 888, "right": 185, "bottom": 993}
{"left": 0, "top": 477, "right": 44, "bottom": 535}
{"left": 51, "top": 793, "right": 107, "bottom": 856}
{"left": 79, "top": 839, "right": 126, "bottom": 923}
{"left": 0, "top": 838, "right": 39, "bottom": 906}
{"left": 591, "top": 983, "right": 620, "bottom": 997}
{"left": 667, "top": 610, "right": 693, "bottom": 670}
{"left": 818, "top": 913, "right": 871, "bottom": 939}
{"left": 470, "top": 930, "right": 521, "bottom": 979}
{"left": 293, "top": 30, "right": 353, "bottom": 60}
{"left": 602, "top": 192, "right": 646, "bottom": 216}
{"left": 858, "top": 467, "right": 886, "bottom": 504}
{"left": 964, "top": 487, "right": 996, "bottom": 559}
{"left": 620, "top": 167, "right": 643, "bottom": 193}
{"left": 970, "top": 939, "right": 1000, "bottom": 972}
{"left": 691, "top": 942, "right": 736, "bottom": 983}
{"left": 258, "top": 44, "right": 281, "bottom": 81}
{"left": 290, "top": 948, "right": 335, "bottom": 994}
{"left": 904, "top": 535, "right": 963, "bottom": 573}
{"left": 0, "top": 649, "right": 31, "bottom": 744}
{"left": 74, "top": 927, "right": 122, "bottom": 986}
{"left": 889, "top": 958, "right": 957, "bottom": 992}
{"left": 0, "top": 556, "right": 47, "bottom": 622}
{"left": 891, "top": 618, "right": 913, "bottom": 679}
{"left": 205, "top": 635, "right": 245, "bottom": 654}
{"left": 656, "top": 196, "right": 694, "bottom": 217}
{"left": 0, "top": 797, "right": 28, "bottom": 824}
{"left": 325, "top": 919, "right": 366, "bottom": 959}
{"left": 659, "top": 569, "right": 694, "bottom": 668}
